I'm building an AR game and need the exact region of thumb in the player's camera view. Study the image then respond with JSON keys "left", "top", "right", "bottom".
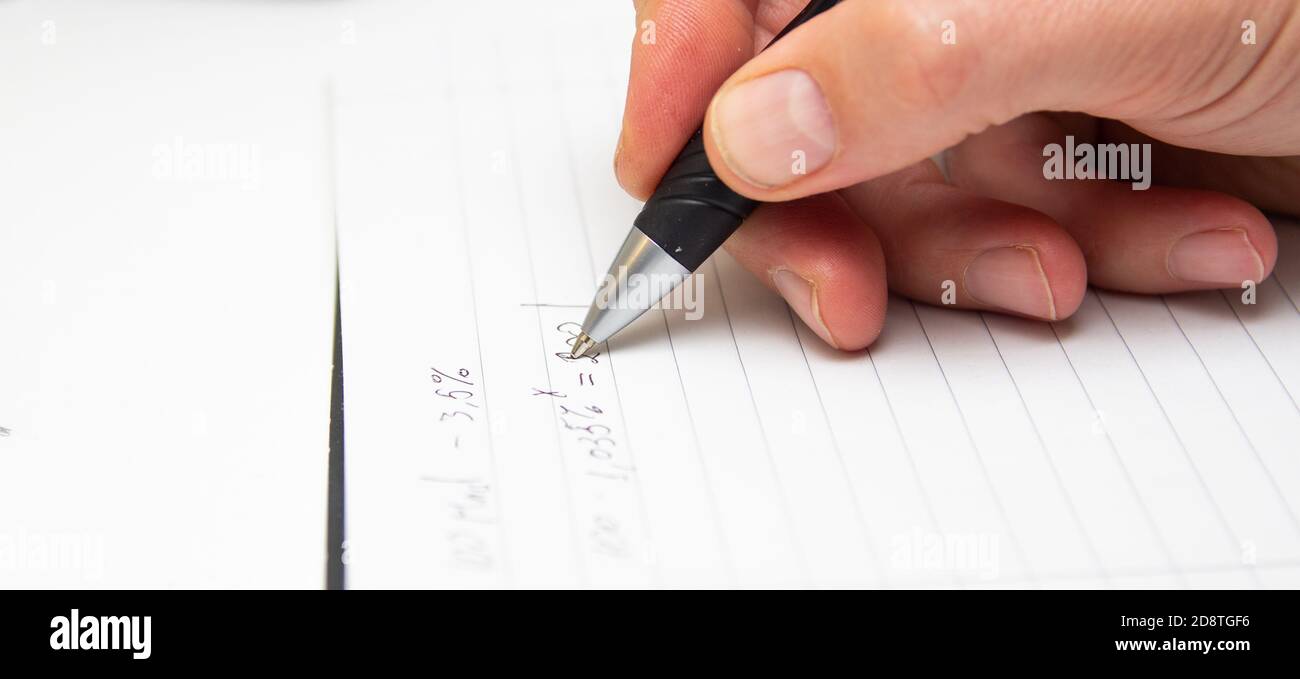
{"left": 701, "top": 0, "right": 1298, "bottom": 201}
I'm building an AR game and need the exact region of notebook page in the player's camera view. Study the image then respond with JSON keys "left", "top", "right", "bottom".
{"left": 336, "top": 2, "right": 1300, "bottom": 589}
{"left": 0, "top": 73, "right": 336, "bottom": 587}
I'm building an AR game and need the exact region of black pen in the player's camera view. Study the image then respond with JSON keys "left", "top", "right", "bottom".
{"left": 570, "top": 0, "right": 841, "bottom": 359}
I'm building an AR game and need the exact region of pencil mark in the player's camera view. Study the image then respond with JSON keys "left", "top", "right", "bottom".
{"left": 447, "top": 82, "right": 514, "bottom": 583}
{"left": 539, "top": 67, "right": 659, "bottom": 583}
{"left": 485, "top": 88, "right": 589, "bottom": 585}
{"left": 593, "top": 334, "right": 659, "bottom": 578}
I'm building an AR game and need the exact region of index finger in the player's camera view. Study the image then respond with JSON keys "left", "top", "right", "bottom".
{"left": 616, "top": 0, "right": 805, "bottom": 199}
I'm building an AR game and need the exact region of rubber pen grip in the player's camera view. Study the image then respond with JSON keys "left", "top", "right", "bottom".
{"left": 632, "top": 130, "right": 758, "bottom": 271}
{"left": 630, "top": 0, "right": 840, "bottom": 272}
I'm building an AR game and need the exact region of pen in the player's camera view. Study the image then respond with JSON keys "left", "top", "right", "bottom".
{"left": 570, "top": 0, "right": 842, "bottom": 359}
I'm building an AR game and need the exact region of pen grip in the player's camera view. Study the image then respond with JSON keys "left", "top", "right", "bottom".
{"left": 631, "top": 0, "right": 839, "bottom": 272}
{"left": 632, "top": 130, "right": 759, "bottom": 272}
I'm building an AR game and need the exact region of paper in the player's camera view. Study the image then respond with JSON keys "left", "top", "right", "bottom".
{"left": 0, "top": 70, "right": 336, "bottom": 587}
{"left": 335, "top": 2, "right": 1300, "bottom": 589}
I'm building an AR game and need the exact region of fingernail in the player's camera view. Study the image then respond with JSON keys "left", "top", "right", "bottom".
{"left": 711, "top": 69, "right": 835, "bottom": 188}
{"left": 772, "top": 268, "right": 838, "bottom": 348}
{"left": 963, "top": 246, "right": 1057, "bottom": 320}
{"left": 1167, "top": 228, "right": 1264, "bottom": 286}
{"left": 613, "top": 133, "right": 626, "bottom": 189}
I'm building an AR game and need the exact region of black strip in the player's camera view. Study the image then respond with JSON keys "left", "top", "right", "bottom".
{"left": 326, "top": 281, "right": 345, "bottom": 590}
{"left": 7, "top": 590, "right": 1294, "bottom": 666}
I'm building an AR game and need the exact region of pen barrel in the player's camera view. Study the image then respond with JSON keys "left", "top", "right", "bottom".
{"left": 632, "top": 130, "right": 759, "bottom": 272}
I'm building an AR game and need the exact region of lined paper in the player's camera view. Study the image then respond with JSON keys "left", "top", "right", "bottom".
{"left": 336, "top": 1, "right": 1300, "bottom": 589}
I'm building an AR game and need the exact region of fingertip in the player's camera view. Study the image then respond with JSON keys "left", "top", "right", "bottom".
{"left": 724, "top": 194, "right": 888, "bottom": 350}
{"left": 1041, "top": 243, "right": 1088, "bottom": 320}
{"left": 1251, "top": 224, "right": 1279, "bottom": 284}
{"left": 808, "top": 256, "right": 889, "bottom": 350}
{"left": 1223, "top": 199, "right": 1277, "bottom": 283}
{"left": 958, "top": 210, "right": 1088, "bottom": 322}
{"left": 841, "top": 172, "right": 1088, "bottom": 322}
{"left": 1012, "top": 211, "right": 1089, "bottom": 320}
{"left": 947, "top": 113, "right": 1281, "bottom": 296}
{"left": 612, "top": 128, "right": 652, "bottom": 201}
{"left": 800, "top": 211, "right": 889, "bottom": 349}
{"left": 1158, "top": 189, "right": 1278, "bottom": 290}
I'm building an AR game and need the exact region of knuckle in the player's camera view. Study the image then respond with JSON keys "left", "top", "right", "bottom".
{"left": 865, "top": 1, "right": 976, "bottom": 114}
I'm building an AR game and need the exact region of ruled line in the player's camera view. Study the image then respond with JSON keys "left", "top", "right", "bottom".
{"left": 1160, "top": 295, "right": 1300, "bottom": 539}
{"left": 510, "top": 71, "right": 659, "bottom": 585}
{"left": 1094, "top": 291, "right": 1248, "bottom": 580}
{"left": 862, "top": 342, "right": 948, "bottom": 580}
{"left": 910, "top": 301, "right": 1033, "bottom": 584}
{"left": 979, "top": 312, "right": 1107, "bottom": 580}
{"left": 788, "top": 310, "right": 881, "bottom": 585}
{"left": 1047, "top": 320, "right": 1182, "bottom": 582}
{"left": 711, "top": 259, "right": 812, "bottom": 585}
{"left": 552, "top": 79, "right": 661, "bottom": 586}
{"left": 452, "top": 80, "right": 584, "bottom": 584}
{"left": 1221, "top": 288, "right": 1300, "bottom": 415}
{"left": 444, "top": 84, "right": 511, "bottom": 584}
{"left": 659, "top": 308, "right": 738, "bottom": 585}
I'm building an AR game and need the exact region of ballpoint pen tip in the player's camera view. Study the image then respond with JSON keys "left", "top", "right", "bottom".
{"left": 570, "top": 333, "right": 596, "bottom": 359}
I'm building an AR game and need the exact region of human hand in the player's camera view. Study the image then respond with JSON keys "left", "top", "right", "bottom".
{"left": 616, "top": 0, "right": 1300, "bottom": 349}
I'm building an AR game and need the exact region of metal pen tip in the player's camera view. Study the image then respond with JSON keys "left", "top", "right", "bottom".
{"left": 570, "top": 332, "right": 596, "bottom": 359}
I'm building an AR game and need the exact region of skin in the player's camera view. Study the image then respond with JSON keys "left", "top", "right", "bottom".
{"left": 615, "top": 0, "right": 1300, "bottom": 349}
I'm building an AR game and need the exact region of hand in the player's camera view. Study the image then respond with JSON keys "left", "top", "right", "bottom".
{"left": 615, "top": 0, "right": 1300, "bottom": 349}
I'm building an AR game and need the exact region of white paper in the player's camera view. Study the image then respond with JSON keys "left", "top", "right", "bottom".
{"left": 336, "top": 2, "right": 1300, "bottom": 589}
{"left": 0, "top": 70, "right": 336, "bottom": 587}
